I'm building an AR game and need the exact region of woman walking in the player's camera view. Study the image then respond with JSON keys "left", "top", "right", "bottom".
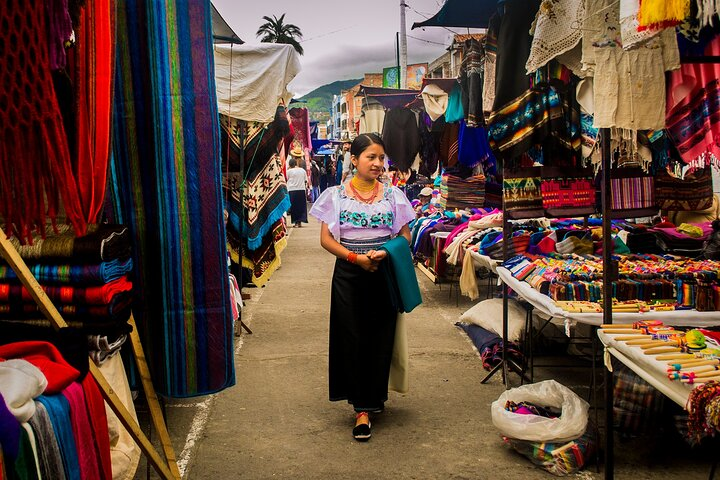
{"left": 286, "top": 157, "right": 308, "bottom": 227}
{"left": 309, "top": 133, "right": 415, "bottom": 441}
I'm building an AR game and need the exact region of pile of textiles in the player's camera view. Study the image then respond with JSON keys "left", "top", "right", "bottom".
{"left": 455, "top": 322, "right": 524, "bottom": 371}
{"left": 650, "top": 222, "right": 714, "bottom": 255}
{"left": 0, "top": 224, "right": 133, "bottom": 364}
{"left": 0, "top": 341, "right": 114, "bottom": 479}
{"left": 438, "top": 174, "right": 486, "bottom": 211}
{"left": 503, "top": 253, "right": 720, "bottom": 310}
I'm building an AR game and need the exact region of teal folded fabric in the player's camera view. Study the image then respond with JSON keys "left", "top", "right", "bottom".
{"left": 380, "top": 237, "right": 422, "bottom": 313}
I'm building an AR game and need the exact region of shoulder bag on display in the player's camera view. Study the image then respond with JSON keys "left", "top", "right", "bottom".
{"left": 655, "top": 166, "right": 714, "bottom": 211}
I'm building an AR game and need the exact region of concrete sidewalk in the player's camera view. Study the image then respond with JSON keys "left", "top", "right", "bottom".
{"left": 143, "top": 212, "right": 714, "bottom": 479}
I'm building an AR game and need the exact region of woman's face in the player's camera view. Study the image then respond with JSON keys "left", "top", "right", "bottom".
{"left": 352, "top": 143, "right": 385, "bottom": 181}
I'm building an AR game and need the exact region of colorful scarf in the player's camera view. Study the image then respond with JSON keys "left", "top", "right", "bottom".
{"left": 0, "top": 0, "right": 86, "bottom": 241}
{"left": 0, "top": 259, "right": 132, "bottom": 286}
{"left": 68, "top": 0, "right": 115, "bottom": 224}
{"left": 109, "top": 0, "right": 234, "bottom": 397}
{"left": 637, "top": 0, "right": 689, "bottom": 30}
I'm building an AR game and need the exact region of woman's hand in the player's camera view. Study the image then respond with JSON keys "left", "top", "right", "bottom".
{"left": 366, "top": 250, "right": 388, "bottom": 262}
{"left": 357, "top": 254, "right": 381, "bottom": 272}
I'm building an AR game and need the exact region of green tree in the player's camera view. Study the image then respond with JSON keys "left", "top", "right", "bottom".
{"left": 256, "top": 14, "right": 304, "bottom": 55}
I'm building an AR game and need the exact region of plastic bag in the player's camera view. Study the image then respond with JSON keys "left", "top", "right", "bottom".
{"left": 491, "top": 379, "right": 589, "bottom": 443}
{"left": 504, "top": 422, "right": 597, "bottom": 476}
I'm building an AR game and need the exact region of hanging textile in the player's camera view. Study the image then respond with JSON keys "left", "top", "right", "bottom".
{"left": 242, "top": 219, "right": 288, "bottom": 287}
{"left": 382, "top": 108, "right": 422, "bottom": 172}
{"left": 460, "top": 38, "right": 484, "bottom": 127}
{"left": 666, "top": 36, "right": 720, "bottom": 169}
{"left": 0, "top": 0, "right": 87, "bottom": 242}
{"left": 67, "top": 0, "right": 115, "bottom": 223}
{"left": 241, "top": 154, "right": 290, "bottom": 251}
{"left": 525, "top": 0, "right": 584, "bottom": 74}
{"left": 288, "top": 107, "right": 312, "bottom": 151}
{"left": 637, "top": 0, "right": 690, "bottom": 30}
{"left": 582, "top": 0, "right": 680, "bottom": 130}
{"left": 109, "top": 0, "right": 234, "bottom": 397}
{"left": 482, "top": 14, "right": 501, "bottom": 115}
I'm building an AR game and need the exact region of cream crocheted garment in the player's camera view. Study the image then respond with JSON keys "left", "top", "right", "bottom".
{"left": 526, "top": 0, "right": 585, "bottom": 74}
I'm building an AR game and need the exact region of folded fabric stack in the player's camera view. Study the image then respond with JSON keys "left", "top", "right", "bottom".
{"left": 503, "top": 254, "right": 720, "bottom": 310}
{"left": 650, "top": 222, "right": 713, "bottom": 254}
{"left": 439, "top": 174, "right": 486, "bottom": 211}
{"left": 1, "top": 225, "right": 134, "bottom": 363}
{"left": 0, "top": 341, "right": 114, "bottom": 479}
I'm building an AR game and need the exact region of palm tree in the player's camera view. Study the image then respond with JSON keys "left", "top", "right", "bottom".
{"left": 256, "top": 14, "right": 304, "bottom": 55}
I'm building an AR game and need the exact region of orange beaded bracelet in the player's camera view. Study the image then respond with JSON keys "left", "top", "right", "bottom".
{"left": 346, "top": 252, "right": 358, "bottom": 264}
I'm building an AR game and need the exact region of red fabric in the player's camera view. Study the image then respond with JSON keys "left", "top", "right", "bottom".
{"left": 63, "top": 382, "right": 101, "bottom": 480}
{"left": 0, "top": 341, "right": 79, "bottom": 394}
{"left": 0, "top": 0, "right": 87, "bottom": 242}
{"left": 81, "top": 375, "right": 112, "bottom": 480}
{"left": 67, "top": 0, "right": 115, "bottom": 223}
{"left": 0, "top": 276, "right": 132, "bottom": 305}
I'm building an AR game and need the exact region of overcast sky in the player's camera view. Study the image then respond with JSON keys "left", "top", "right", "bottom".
{"left": 213, "top": 0, "right": 481, "bottom": 96}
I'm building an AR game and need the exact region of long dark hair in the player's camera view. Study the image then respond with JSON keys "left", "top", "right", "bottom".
{"left": 350, "top": 133, "right": 385, "bottom": 158}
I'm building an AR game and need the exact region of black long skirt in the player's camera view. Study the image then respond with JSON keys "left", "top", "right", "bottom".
{"left": 329, "top": 259, "right": 397, "bottom": 412}
{"left": 288, "top": 190, "right": 308, "bottom": 224}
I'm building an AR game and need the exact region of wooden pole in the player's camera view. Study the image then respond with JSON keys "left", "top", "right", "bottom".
{"left": 0, "top": 230, "right": 179, "bottom": 480}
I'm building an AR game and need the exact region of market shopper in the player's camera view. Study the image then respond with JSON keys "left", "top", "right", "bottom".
{"left": 309, "top": 133, "right": 415, "bottom": 441}
{"left": 286, "top": 157, "right": 309, "bottom": 228}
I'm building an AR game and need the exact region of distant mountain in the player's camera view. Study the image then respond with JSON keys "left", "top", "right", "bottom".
{"left": 297, "top": 78, "right": 361, "bottom": 122}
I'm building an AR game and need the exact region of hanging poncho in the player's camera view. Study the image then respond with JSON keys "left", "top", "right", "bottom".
{"left": 0, "top": 0, "right": 87, "bottom": 242}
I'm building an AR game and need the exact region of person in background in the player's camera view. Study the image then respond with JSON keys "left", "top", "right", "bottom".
{"left": 286, "top": 157, "right": 309, "bottom": 228}
{"left": 340, "top": 141, "right": 353, "bottom": 183}
{"left": 414, "top": 187, "right": 436, "bottom": 217}
{"left": 310, "top": 158, "right": 321, "bottom": 202}
{"left": 309, "top": 133, "right": 415, "bottom": 442}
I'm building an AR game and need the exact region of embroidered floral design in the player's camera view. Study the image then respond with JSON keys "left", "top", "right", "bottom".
{"left": 339, "top": 210, "right": 394, "bottom": 228}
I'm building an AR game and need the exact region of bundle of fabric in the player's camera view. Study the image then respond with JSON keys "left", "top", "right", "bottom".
{"left": 108, "top": 0, "right": 234, "bottom": 396}
{"left": 440, "top": 174, "right": 486, "bottom": 211}
{"left": 7, "top": 224, "right": 131, "bottom": 263}
{"left": 0, "top": 341, "right": 113, "bottom": 480}
{"left": 0, "top": 225, "right": 134, "bottom": 336}
{"left": 454, "top": 322, "right": 524, "bottom": 372}
{"left": 0, "top": 258, "right": 132, "bottom": 286}
{"left": 651, "top": 222, "right": 713, "bottom": 253}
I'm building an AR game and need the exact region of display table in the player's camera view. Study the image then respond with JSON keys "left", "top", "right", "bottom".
{"left": 597, "top": 330, "right": 693, "bottom": 407}
{"left": 496, "top": 267, "right": 720, "bottom": 328}
{"left": 469, "top": 250, "right": 501, "bottom": 274}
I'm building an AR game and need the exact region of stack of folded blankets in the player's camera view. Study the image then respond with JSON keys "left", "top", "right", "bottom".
{"left": 438, "top": 174, "right": 486, "bottom": 211}
{"left": 650, "top": 222, "right": 713, "bottom": 255}
{"left": 1, "top": 225, "right": 134, "bottom": 364}
{"left": 503, "top": 253, "right": 720, "bottom": 310}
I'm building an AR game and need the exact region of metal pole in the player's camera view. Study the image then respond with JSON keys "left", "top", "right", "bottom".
{"left": 396, "top": 32, "right": 401, "bottom": 89}
{"left": 601, "top": 127, "right": 614, "bottom": 480}
{"left": 399, "top": 0, "right": 408, "bottom": 89}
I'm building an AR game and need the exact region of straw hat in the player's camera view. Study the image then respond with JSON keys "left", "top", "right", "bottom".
{"left": 290, "top": 146, "right": 304, "bottom": 157}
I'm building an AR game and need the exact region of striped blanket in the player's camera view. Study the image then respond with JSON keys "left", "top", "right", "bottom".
{"left": 109, "top": 0, "right": 234, "bottom": 397}
{"left": 0, "top": 259, "right": 132, "bottom": 286}
{"left": 0, "top": 292, "right": 132, "bottom": 324}
{"left": 0, "top": 276, "right": 132, "bottom": 306}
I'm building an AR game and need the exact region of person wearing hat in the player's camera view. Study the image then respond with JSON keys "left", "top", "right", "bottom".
{"left": 414, "top": 187, "right": 435, "bottom": 216}
{"left": 286, "top": 156, "right": 309, "bottom": 227}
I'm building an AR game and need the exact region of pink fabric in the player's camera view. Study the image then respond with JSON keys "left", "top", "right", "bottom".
{"left": 63, "top": 382, "right": 102, "bottom": 480}
{"left": 443, "top": 222, "right": 470, "bottom": 250}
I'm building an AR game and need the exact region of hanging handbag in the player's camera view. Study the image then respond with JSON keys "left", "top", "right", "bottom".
{"left": 609, "top": 167, "right": 656, "bottom": 213}
{"left": 655, "top": 166, "right": 714, "bottom": 212}
{"left": 540, "top": 167, "right": 596, "bottom": 217}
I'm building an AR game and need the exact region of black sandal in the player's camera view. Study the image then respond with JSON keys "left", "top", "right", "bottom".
{"left": 352, "top": 412, "right": 371, "bottom": 441}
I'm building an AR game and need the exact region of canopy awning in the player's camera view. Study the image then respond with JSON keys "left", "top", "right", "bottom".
{"left": 211, "top": 3, "right": 243, "bottom": 44}
{"left": 411, "top": 0, "right": 501, "bottom": 30}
